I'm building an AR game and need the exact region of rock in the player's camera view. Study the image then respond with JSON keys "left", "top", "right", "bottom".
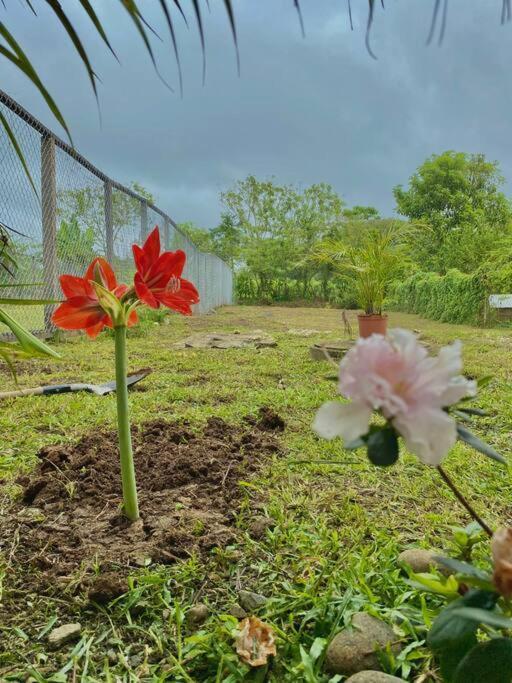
{"left": 186, "top": 604, "right": 209, "bottom": 627}
{"left": 229, "top": 603, "right": 248, "bottom": 619}
{"left": 48, "top": 623, "right": 82, "bottom": 647}
{"left": 398, "top": 548, "right": 448, "bottom": 575}
{"left": 325, "top": 613, "right": 401, "bottom": 676}
{"left": 174, "top": 332, "right": 277, "bottom": 351}
{"left": 238, "top": 590, "right": 267, "bottom": 612}
{"left": 248, "top": 516, "right": 275, "bottom": 539}
{"left": 345, "top": 672, "right": 406, "bottom": 683}
{"left": 287, "top": 328, "right": 325, "bottom": 337}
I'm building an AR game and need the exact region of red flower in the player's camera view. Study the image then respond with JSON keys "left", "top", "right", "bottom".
{"left": 52, "top": 258, "right": 137, "bottom": 338}
{"left": 132, "top": 226, "right": 199, "bottom": 315}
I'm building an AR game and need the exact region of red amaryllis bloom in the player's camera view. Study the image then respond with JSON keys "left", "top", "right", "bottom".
{"left": 52, "top": 258, "right": 137, "bottom": 338}
{"left": 132, "top": 226, "right": 199, "bottom": 315}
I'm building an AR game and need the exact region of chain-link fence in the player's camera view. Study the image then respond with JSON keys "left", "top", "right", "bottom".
{"left": 0, "top": 90, "right": 233, "bottom": 334}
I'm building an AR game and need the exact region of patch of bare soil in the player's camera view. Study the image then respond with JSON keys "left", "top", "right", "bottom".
{"left": 0, "top": 409, "right": 283, "bottom": 595}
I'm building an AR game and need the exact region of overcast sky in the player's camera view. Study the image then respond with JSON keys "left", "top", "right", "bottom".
{"left": 2, "top": 1, "right": 512, "bottom": 229}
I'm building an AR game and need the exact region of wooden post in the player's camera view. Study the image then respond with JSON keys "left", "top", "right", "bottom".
{"left": 41, "top": 134, "right": 57, "bottom": 334}
{"left": 104, "top": 180, "right": 114, "bottom": 262}
{"left": 140, "top": 200, "right": 148, "bottom": 242}
{"left": 163, "top": 217, "right": 171, "bottom": 250}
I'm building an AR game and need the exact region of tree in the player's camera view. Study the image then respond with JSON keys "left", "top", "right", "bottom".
{"left": 57, "top": 217, "right": 96, "bottom": 272}
{"left": 177, "top": 222, "right": 214, "bottom": 253}
{"left": 210, "top": 214, "right": 241, "bottom": 269}
{"left": 58, "top": 182, "right": 154, "bottom": 257}
{"left": 221, "top": 176, "right": 345, "bottom": 300}
{"left": 394, "top": 151, "right": 512, "bottom": 272}
{"left": 343, "top": 205, "right": 380, "bottom": 221}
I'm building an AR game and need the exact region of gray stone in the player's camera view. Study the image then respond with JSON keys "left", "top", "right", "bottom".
{"left": 48, "top": 623, "right": 82, "bottom": 647}
{"left": 345, "top": 672, "right": 406, "bottom": 683}
{"left": 174, "top": 332, "right": 277, "bottom": 351}
{"left": 398, "top": 548, "right": 448, "bottom": 575}
{"left": 325, "top": 613, "right": 401, "bottom": 676}
{"left": 238, "top": 590, "right": 267, "bottom": 612}
{"left": 186, "top": 603, "right": 209, "bottom": 627}
{"left": 248, "top": 515, "right": 275, "bottom": 539}
{"left": 229, "top": 603, "right": 248, "bottom": 619}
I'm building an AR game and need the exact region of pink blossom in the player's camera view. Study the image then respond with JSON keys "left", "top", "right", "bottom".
{"left": 313, "top": 329, "right": 476, "bottom": 465}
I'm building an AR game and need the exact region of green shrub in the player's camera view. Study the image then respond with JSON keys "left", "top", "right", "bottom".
{"left": 389, "top": 269, "right": 487, "bottom": 325}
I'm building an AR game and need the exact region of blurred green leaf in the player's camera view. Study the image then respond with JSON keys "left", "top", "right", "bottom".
{"left": 367, "top": 426, "right": 399, "bottom": 466}
{"left": 454, "top": 638, "right": 512, "bottom": 683}
{"left": 456, "top": 424, "right": 505, "bottom": 464}
{"left": 0, "top": 307, "right": 60, "bottom": 358}
{"left": 451, "top": 607, "right": 512, "bottom": 630}
{"left": 0, "top": 110, "right": 39, "bottom": 199}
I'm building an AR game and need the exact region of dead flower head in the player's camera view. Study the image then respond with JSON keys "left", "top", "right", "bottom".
{"left": 491, "top": 527, "right": 512, "bottom": 598}
{"left": 235, "top": 616, "right": 277, "bottom": 667}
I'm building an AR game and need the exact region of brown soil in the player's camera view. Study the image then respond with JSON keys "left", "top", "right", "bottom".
{"left": 0, "top": 408, "right": 283, "bottom": 597}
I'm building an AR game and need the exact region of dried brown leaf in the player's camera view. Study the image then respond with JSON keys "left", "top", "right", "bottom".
{"left": 235, "top": 616, "right": 276, "bottom": 667}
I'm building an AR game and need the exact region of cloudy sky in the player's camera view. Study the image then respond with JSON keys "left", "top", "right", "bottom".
{"left": 2, "top": 1, "right": 512, "bottom": 229}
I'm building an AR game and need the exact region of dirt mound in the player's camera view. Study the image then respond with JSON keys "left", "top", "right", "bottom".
{"left": 0, "top": 413, "right": 283, "bottom": 592}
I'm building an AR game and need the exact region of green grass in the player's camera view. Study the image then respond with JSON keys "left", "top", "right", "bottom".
{"left": 0, "top": 306, "right": 511, "bottom": 681}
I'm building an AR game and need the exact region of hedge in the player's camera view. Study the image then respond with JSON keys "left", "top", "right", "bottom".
{"left": 389, "top": 269, "right": 487, "bottom": 325}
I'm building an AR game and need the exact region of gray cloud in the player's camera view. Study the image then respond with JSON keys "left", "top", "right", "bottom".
{"left": 2, "top": 1, "right": 512, "bottom": 228}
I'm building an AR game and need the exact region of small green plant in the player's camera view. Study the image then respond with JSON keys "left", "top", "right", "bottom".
{"left": 410, "top": 526, "right": 512, "bottom": 683}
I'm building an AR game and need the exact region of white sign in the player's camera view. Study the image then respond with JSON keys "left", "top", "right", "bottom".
{"left": 489, "top": 294, "right": 512, "bottom": 309}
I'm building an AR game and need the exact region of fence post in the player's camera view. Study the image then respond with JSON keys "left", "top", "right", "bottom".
{"left": 140, "top": 200, "right": 148, "bottom": 242}
{"left": 104, "top": 180, "right": 114, "bottom": 262}
{"left": 41, "top": 134, "right": 57, "bottom": 334}
{"left": 163, "top": 217, "right": 170, "bottom": 250}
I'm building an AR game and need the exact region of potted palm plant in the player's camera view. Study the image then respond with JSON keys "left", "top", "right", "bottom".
{"left": 313, "top": 224, "right": 409, "bottom": 338}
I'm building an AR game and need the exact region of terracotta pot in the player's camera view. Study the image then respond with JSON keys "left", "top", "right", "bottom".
{"left": 357, "top": 313, "right": 388, "bottom": 338}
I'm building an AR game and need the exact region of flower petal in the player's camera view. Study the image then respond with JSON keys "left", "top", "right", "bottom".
{"left": 142, "top": 226, "right": 161, "bottom": 264}
{"left": 52, "top": 299, "right": 105, "bottom": 330}
{"left": 132, "top": 243, "right": 148, "bottom": 276}
{"left": 312, "top": 400, "right": 372, "bottom": 443}
{"left": 59, "top": 274, "right": 92, "bottom": 298}
{"left": 86, "top": 257, "right": 117, "bottom": 290}
{"left": 134, "top": 272, "right": 159, "bottom": 308}
{"left": 440, "top": 377, "right": 477, "bottom": 406}
{"left": 84, "top": 319, "right": 107, "bottom": 338}
{"left": 394, "top": 407, "right": 457, "bottom": 465}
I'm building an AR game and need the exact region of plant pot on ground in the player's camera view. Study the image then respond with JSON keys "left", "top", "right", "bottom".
{"left": 357, "top": 312, "right": 388, "bottom": 338}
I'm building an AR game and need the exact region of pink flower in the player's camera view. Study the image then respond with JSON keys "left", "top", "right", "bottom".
{"left": 491, "top": 528, "right": 512, "bottom": 598}
{"left": 313, "top": 329, "right": 476, "bottom": 465}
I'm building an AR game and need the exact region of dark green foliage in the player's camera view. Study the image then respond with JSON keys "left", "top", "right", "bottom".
{"left": 389, "top": 269, "right": 487, "bottom": 325}
{"left": 428, "top": 589, "right": 499, "bottom": 681}
{"left": 454, "top": 639, "right": 512, "bottom": 683}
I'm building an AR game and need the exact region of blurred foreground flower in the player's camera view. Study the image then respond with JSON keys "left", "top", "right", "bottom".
{"left": 313, "top": 329, "right": 476, "bottom": 465}
{"left": 492, "top": 527, "right": 512, "bottom": 598}
{"left": 235, "top": 616, "right": 276, "bottom": 667}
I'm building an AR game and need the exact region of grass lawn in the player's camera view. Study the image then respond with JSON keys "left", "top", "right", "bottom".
{"left": 0, "top": 306, "right": 511, "bottom": 681}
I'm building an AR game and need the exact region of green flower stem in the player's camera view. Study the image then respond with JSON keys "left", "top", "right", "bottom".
{"left": 114, "top": 325, "right": 139, "bottom": 521}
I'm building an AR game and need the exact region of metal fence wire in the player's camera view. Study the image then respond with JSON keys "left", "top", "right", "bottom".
{"left": 0, "top": 90, "right": 233, "bottom": 334}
